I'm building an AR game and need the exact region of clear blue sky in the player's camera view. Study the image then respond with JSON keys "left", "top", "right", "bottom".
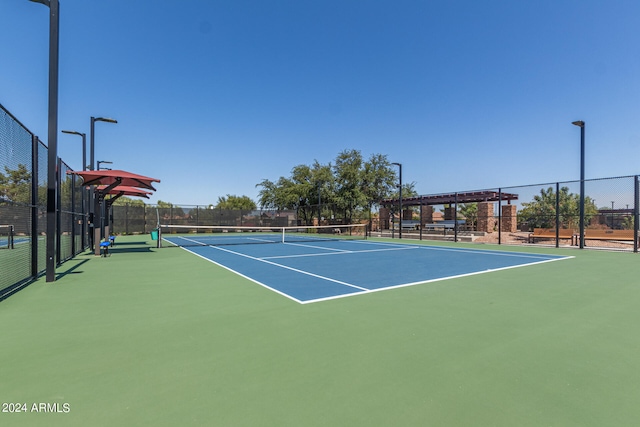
{"left": 2, "top": 0, "right": 639, "bottom": 206}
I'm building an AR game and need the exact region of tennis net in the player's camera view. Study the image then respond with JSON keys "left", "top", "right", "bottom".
{"left": 0, "top": 225, "right": 14, "bottom": 249}
{"left": 158, "top": 223, "right": 368, "bottom": 247}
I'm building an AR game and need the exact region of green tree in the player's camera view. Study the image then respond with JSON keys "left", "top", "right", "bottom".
{"left": 216, "top": 194, "right": 257, "bottom": 210}
{"left": 333, "top": 149, "right": 365, "bottom": 222}
{"left": 0, "top": 164, "right": 31, "bottom": 204}
{"left": 361, "top": 154, "right": 396, "bottom": 226}
{"left": 156, "top": 200, "right": 185, "bottom": 222}
{"left": 256, "top": 178, "right": 279, "bottom": 209}
{"left": 257, "top": 161, "right": 335, "bottom": 223}
{"left": 111, "top": 195, "right": 146, "bottom": 207}
{"left": 256, "top": 149, "right": 401, "bottom": 225}
{"left": 290, "top": 163, "right": 314, "bottom": 220}
{"left": 455, "top": 203, "right": 477, "bottom": 228}
{"left": 621, "top": 214, "right": 634, "bottom": 230}
{"left": 518, "top": 186, "right": 597, "bottom": 229}
{"left": 311, "top": 160, "right": 335, "bottom": 221}
{"left": 390, "top": 182, "right": 418, "bottom": 200}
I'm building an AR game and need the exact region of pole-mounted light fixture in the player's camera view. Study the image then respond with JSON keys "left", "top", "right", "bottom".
{"left": 90, "top": 116, "right": 117, "bottom": 171}
{"left": 88, "top": 116, "right": 117, "bottom": 253}
{"left": 572, "top": 120, "right": 586, "bottom": 248}
{"left": 61, "top": 130, "right": 87, "bottom": 171}
{"left": 97, "top": 160, "right": 113, "bottom": 170}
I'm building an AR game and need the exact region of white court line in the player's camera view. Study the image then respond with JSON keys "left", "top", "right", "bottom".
{"left": 210, "top": 245, "right": 370, "bottom": 292}
{"left": 347, "top": 239, "right": 574, "bottom": 261}
{"left": 262, "top": 245, "right": 420, "bottom": 260}
{"left": 283, "top": 242, "right": 350, "bottom": 252}
{"left": 168, "top": 235, "right": 278, "bottom": 245}
{"left": 167, "top": 236, "right": 573, "bottom": 305}
{"left": 300, "top": 255, "right": 572, "bottom": 304}
{"left": 175, "top": 245, "right": 305, "bottom": 304}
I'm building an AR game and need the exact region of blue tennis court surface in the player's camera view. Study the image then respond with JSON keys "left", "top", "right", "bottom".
{"left": 163, "top": 237, "right": 572, "bottom": 304}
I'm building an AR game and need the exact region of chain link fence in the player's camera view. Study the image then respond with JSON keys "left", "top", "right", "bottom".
{"left": 110, "top": 205, "right": 298, "bottom": 234}
{"left": 379, "top": 176, "right": 639, "bottom": 252}
{"left": 1, "top": 103, "right": 88, "bottom": 299}
{"left": 109, "top": 202, "right": 369, "bottom": 235}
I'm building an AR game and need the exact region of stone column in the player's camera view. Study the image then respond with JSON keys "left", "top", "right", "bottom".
{"left": 379, "top": 207, "right": 390, "bottom": 230}
{"left": 501, "top": 204, "right": 517, "bottom": 232}
{"left": 444, "top": 206, "right": 456, "bottom": 221}
{"left": 421, "top": 205, "right": 433, "bottom": 225}
{"left": 477, "top": 202, "right": 496, "bottom": 233}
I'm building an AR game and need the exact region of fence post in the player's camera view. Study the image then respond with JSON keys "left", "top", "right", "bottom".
{"left": 70, "top": 170, "right": 76, "bottom": 257}
{"left": 635, "top": 176, "right": 639, "bottom": 253}
{"left": 498, "top": 189, "right": 502, "bottom": 245}
{"left": 454, "top": 193, "right": 458, "bottom": 243}
{"left": 56, "top": 158, "right": 61, "bottom": 265}
{"left": 419, "top": 198, "right": 423, "bottom": 241}
{"left": 31, "top": 135, "right": 39, "bottom": 279}
{"left": 81, "top": 176, "right": 86, "bottom": 250}
{"left": 556, "top": 182, "right": 560, "bottom": 248}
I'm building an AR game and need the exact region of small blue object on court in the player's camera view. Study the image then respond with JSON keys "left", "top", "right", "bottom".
{"left": 164, "top": 238, "right": 572, "bottom": 304}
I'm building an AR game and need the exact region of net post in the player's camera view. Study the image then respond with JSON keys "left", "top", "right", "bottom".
{"left": 157, "top": 226, "right": 162, "bottom": 248}
{"left": 10, "top": 225, "right": 14, "bottom": 249}
{"left": 281, "top": 227, "right": 285, "bottom": 243}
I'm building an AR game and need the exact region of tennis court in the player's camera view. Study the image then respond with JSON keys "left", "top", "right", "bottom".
{"left": 162, "top": 228, "right": 571, "bottom": 303}
{"left": 3, "top": 235, "right": 640, "bottom": 426}
{"left": 0, "top": 225, "right": 15, "bottom": 249}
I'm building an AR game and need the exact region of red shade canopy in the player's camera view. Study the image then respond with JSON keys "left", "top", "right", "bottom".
{"left": 97, "top": 185, "right": 153, "bottom": 199}
{"left": 68, "top": 169, "right": 160, "bottom": 191}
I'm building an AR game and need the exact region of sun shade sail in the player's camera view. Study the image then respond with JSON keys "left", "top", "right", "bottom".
{"left": 68, "top": 169, "right": 160, "bottom": 191}
{"left": 97, "top": 185, "right": 153, "bottom": 199}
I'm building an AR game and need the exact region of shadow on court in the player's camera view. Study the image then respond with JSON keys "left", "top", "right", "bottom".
{"left": 55, "top": 258, "right": 90, "bottom": 280}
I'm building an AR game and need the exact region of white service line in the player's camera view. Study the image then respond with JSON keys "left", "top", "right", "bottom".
{"left": 176, "top": 245, "right": 305, "bottom": 304}
{"left": 283, "top": 242, "right": 350, "bottom": 252}
{"left": 262, "top": 244, "right": 420, "bottom": 260}
{"left": 348, "top": 239, "right": 574, "bottom": 261}
{"left": 211, "top": 245, "right": 370, "bottom": 292}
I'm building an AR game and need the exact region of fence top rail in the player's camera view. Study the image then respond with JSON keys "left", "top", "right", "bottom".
{"left": 0, "top": 102, "right": 33, "bottom": 137}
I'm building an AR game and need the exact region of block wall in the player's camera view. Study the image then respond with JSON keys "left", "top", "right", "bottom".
{"left": 477, "top": 202, "right": 496, "bottom": 233}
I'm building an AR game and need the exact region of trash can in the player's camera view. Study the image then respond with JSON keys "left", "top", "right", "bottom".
{"left": 150, "top": 229, "right": 159, "bottom": 240}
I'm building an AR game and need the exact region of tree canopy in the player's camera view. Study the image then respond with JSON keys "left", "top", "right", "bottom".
{"left": 0, "top": 164, "right": 31, "bottom": 204}
{"left": 256, "top": 149, "right": 400, "bottom": 223}
{"left": 518, "top": 186, "right": 598, "bottom": 229}
{"left": 216, "top": 194, "right": 257, "bottom": 210}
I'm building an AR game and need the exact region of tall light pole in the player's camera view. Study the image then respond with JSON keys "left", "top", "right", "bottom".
{"left": 97, "top": 161, "right": 113, "bottom": 239}
{"left": 61, "top": 130, "right": 87, "bottom": 170}
{"left": 89, "top": 117, "right": 116, "bottom": 251}
{"left": 30, "top": 0, "right": 60, "bottom": 282}
{"left": 90, "top": 117, "right": 117, "bottom": 170}
{"left": 572, "top": 120, "right": 585, "bottom": 248}
{"left": 392, "top": 162, "right": 402, "bottom": 239}
{"left": 61, "top": 129, "right": 87, "bottom": 249}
